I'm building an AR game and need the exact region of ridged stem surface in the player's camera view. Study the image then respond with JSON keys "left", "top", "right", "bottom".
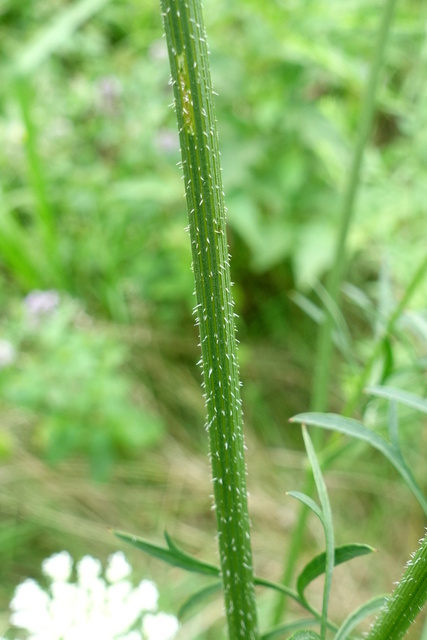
{"left": 367, "top": 531, "right": 427, "bottom": 640}
{"left": 159, "top": 1, "right": 259, "bottom": 638}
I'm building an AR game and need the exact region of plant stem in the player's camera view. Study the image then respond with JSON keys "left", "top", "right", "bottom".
{"left": 14, "top": 76, "right": 60, "bottom": 283}
{"left": 311, "top": 0, "right": 398, "bottom": 414}
{"left": 159, "top": 1, "right": 259, "bottom": 638}
{"left": 366, "top": 530, "right": 427, "bottom": 640}
{"left": 273, "top": 0, "right": 398, "bottom": 625}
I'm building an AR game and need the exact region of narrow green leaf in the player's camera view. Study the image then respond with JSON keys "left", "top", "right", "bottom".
{"left": 12, "top": 0, "right": 111, "bottom": 76}
{"left": 254, "top": 576, "right": 302, "bottom": 608}
{"left": 261, "top": 619, "right": 318, "bottom": 640}
{"left": 334, "top": 595, "right": 387, "bottom": 640}
{"left": 387, "top": 400, "right": 399, "bottom": 451}
{"left": 366, "top": 385, "right": 427, "bottom": 415}
{"left": 287, "top": 632, "right": 321, "bottom": 640}
{"left": 255, "top": 577, "right": 338, "bottom": 634}
{"left": 314, "top": 282, "right": 354, "bottom": 361}
{"left": 290, "top": 292, "right": 324, "bottom": 325}
{"left": 178, "top": 582, "right": 222, "bottom": 620}
{"left": 380, "top": 338, "right": 394, "bottom": 383}
{"left": 114, "top": 530, "right": 220, "bottom": 577}
{"left": 287, "top": 491, "right": 324, "bottom": 524}
{"left": 290, "top": 413, "right": 427, "bottom": 515}
{"left": 301, "top": 426, "right": 334, "bottom": 640}
{"left": 297, "top": 544, "right": 375, "bottom": 603}
{"left": 310, "top": 0, "right": 398, "bottom": 413}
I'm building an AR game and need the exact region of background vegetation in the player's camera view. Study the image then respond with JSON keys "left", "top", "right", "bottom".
{"left": 1, "top": 0, "right": 427, "bottom": 637}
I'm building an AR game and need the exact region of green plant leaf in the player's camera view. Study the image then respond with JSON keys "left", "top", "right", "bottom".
{"left": 297, "top": 544, "right": 375, "bottom": 603}
{"left": 178, "top": 581, "right": 222, "bottom": 620}
{"left": 387, "top": 400, "right": 399, "bottom": 451}
{"left": 334, "top": 595, "right": 387, "bottom": 640}
{"left": 290, "top": 292, "right": 324, "bottom": 325}
{"left": 380, "top": 338, "right": 394, "bottom": 383}
{"left": 12, "top": 0, "right": 111, "bottom": 76}
{"left": 253, "top": 576, "right": 302, "bottom": 607}
{"left": 366, "top": 385, "right": 427, "bottom": 414}
{"left": 114, "top": 530, "right": 220, "bottom": 577}
{"left": 287, "top": 632, "right": 321, "bottom": 640}
{"left": 290, "top": 413, "right": 427, "bottom": 515}
{"left": 301, "top": 426, "right": 334, "bottom": 639}
{"left": 314, "top": 282, "right": 354, "bottom": 362}
{"left": 287, "top": 491, "right": 324, "bottom": 524}
{"left": 261, "top": 619, "right": 318, "bottom": 640}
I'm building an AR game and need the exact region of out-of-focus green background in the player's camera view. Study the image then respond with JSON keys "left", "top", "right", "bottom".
{"left": 1, "top": 0, "right": 427, "bottom": 637}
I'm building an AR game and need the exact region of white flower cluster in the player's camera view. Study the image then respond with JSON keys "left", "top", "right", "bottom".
{"left": 2, "top": 551, "right": 179, "bottom": 640}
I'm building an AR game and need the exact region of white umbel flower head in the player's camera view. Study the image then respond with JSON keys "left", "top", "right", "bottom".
{"left": 142, "top": 612, "right": 179, "bottom": 640}
{"left": 77, "top": 555, "right": 102, "bottom": 587}
{"left": 10, "top": 579, "right": 51, "bottom": 633}
{"left": 42, "top": 551, "right": 73, "bottom": 583}
{"left": 8, "top": 552, "right": 179, "bottom": 640}
{"left": 106, "top": 552, "right": 132, "bottom": 583}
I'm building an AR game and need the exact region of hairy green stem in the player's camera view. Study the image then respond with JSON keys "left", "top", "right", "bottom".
{"left": 159, "top": 1, "right": 259, "bottom": 638}
{"left": 366, "top": 530, "right": 427, "bottom": 640}
{"left": 273, "top": 0, "right": 398, "bottom": 625}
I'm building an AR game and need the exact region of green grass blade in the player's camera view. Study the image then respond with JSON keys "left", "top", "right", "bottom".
{"left": 0, "top": 200, "right": 49, "bottom": 287}
{"left": 291, "top": 413, "right": 427, "bottom": 516}
{"left": 311, "top": 0, "right": 398, "bottom": 413}
{"left": 287, "top": 492, "right": 324, "bottom": 524}
{"left": 254, "top": 577, "right": 338, "bottom": 634}
{"left": 261, "top": 620, "right": 318, "bottom": 640}
{"left": 301, "top": 426, "right": 334, "bottom": 640}
{"left": 12, "top": 0, "right": 111, "bottom": 76}
{"left": 288, "top": 632, "right": 321, "bottom": 640}
{"left": 13, "top": 77, "right": 59, "bottom": 277}
{"left": 253, "top": 577, "right": 302, "bottom": 608}
{"left": 178, "top": 582, "right": 222, "bottom": 620}
{"left": 367, "top": 385, "right": 427, "bottom": 414}
{"left": 387, "top": 400, "right": 399, "bottom": 451}
{"left": 345, "top": 254, "right": 427, "bottom": 416}
{"left": 334, "top": 595, "right": 387, "bottom": 640}
{"left": 114, "top": 530, "right": 220, "bottom": 577}
{"left": 297, "top": 544, "right": 375, "bottom": 604}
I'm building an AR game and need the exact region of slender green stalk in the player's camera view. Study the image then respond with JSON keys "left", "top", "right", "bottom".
{"left": 366, "top": 531, "right": 427, "bottom": 640}
{"left": 344, "top": 253, "right": 427, "bottom": 416}
{"left": 14, "top": 77, "right": 59, "bottom": 277}
{"left": 311, "top": 0, "right": 398, "bottom": 413}
{"left": 273, "top": 0, "right": 398, "bottom": 625}
{"left": 9, "top": 0, "right": 112, "bottom": 290}
{"left": 159, "top": 1, "right": 259, "bottom": 638}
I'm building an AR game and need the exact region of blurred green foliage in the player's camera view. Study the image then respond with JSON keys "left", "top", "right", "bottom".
{"left": 0, "top": 0, "right": 425, "bottom": 463}
{"left": 0, "top": 295, "right": 163, "bottom": 479}
{"left": 0, "top": 1, "right": 427, "bottom": 637}
{"left": 0, "top": 0, "right": 425, "bottom": 460}
{"left": 0, "top": 0, "right": 426, "bottom": 319}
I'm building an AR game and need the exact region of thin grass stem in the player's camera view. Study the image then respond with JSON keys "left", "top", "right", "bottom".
{"left": 272, "top": 0, "right": 398, "bottom": 624}
{"left": 311, "top": 0, "right": 398, "bottom": 413}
